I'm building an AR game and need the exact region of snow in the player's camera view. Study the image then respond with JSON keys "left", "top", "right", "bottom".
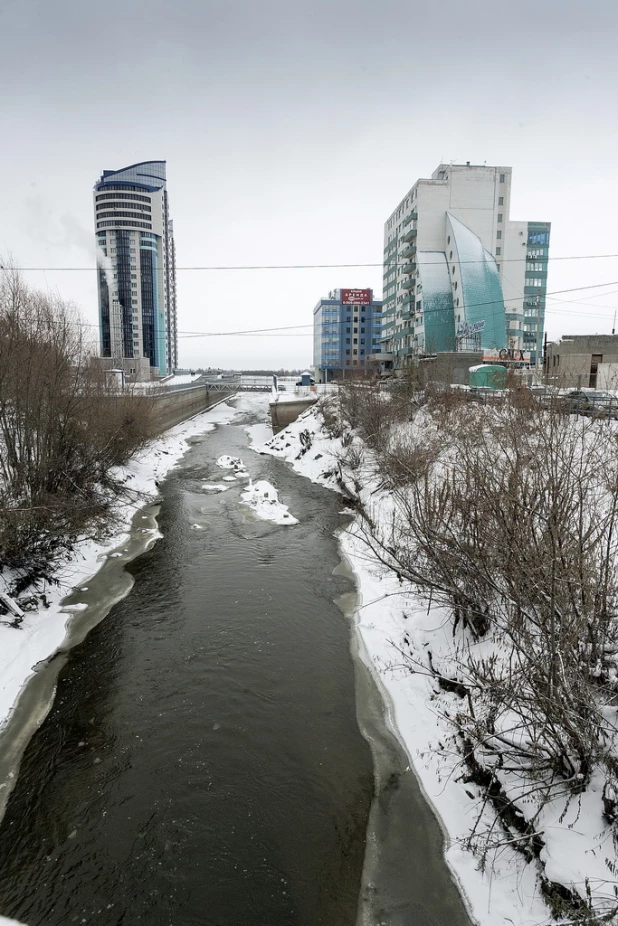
{"left": 254, "top": 400, "right": 577, "bottom": 926}
{"left": 240, "top": 480, "right": 298, "bottom": 525}
{"left": 202, "top": 483, "right": 230, "bottom": 492}
{"left": 0, "top": 592, "right": 24, "bottom": 618}
{"left": 167, "top": 373, "right": 202, "bottom": 386}
{"left": 216, "top": 454, "right": 244, "bottom": 470}
{"left": 0, "top": 396, "right": 239, "bottom": 740}
{"left": 269, "top": 393, "right": 319, "bottom": 405}
{"left": 245, "top": 421, "right": 273, "bottom": 448}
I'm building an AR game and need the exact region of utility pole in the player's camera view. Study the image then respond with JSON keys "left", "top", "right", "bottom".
{"left": 535, "top": 294, "right": 542, "bottom": 375}
{"left": 543, "top": 331, "right": 549, "bottom": 385}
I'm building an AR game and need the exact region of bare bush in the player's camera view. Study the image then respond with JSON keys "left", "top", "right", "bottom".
{"left": 353, "top": 394, "right": 618, "bottom": 910}
{"left": 376, "top": 430, "right": 439, "bottom": 491}
{"left": 0, "top": 264, "right": 157, "bottom": 581}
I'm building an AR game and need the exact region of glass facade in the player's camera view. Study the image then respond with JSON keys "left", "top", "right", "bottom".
{"left": 415, "top": 253, "right": 455, "bottom": 353}
{"left": 447, "top": 213, "right": 506, "bottom": 350}
{"left": 94, "top": 161, "right": 176, "bottom": 376}
{"left": 524, "top": 222, "right": 551, "bottom": 364}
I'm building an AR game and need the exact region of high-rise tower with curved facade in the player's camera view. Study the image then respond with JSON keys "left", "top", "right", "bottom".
{"left": 94, "top": 160, "right": 178, "bottom": 378}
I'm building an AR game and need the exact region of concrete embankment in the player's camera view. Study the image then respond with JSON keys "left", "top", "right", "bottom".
{"left": 269, "top": 396, "right": 317, "bottom": 432}
{"left": 113, "top": 385, "right": 238, "bottom": 432}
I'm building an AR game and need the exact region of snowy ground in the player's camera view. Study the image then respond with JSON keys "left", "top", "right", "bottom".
{"left": 0, "top": 397, "right": 241, "bottom": 740}
{"left": 257, "top": 403, "right": 575, "bottom": 926}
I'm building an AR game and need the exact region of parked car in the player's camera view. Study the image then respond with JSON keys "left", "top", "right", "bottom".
{"left": 563, "top": 390, "right": 618, "bottom": 418}
{"left": 521, "top": 384, "right": 560, "bottom": 407}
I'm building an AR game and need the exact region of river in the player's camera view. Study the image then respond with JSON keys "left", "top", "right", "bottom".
{"left": 0, "top": 397, "right": 472, "bottom": 926}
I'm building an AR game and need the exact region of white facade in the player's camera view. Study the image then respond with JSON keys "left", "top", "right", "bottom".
{"left": 381, "top": 163, "right": 549, "bottom": 365}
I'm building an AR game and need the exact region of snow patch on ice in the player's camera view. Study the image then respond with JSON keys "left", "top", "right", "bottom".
{"left": 245, "top": 421, "right": 273, "bottom": 448}
{"left": 202, "top": 483, "right": 229, "bottom": 492}
{"left": 216, "top": 455, "right": 244, "bottom": 470}
{"left": 240, "top": 480, "right": 298, "bottom": 525}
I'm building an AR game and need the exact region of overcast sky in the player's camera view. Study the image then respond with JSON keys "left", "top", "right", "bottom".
{"left": 1, "top": 0, "right": 617, "bottom": 369}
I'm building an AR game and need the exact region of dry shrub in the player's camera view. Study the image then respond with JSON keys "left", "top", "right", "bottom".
{"left": 0, "top": 263, "right": 157, "bottom": 578}
{"left": 377, "top": 432, "right": 439, "bottom": 490}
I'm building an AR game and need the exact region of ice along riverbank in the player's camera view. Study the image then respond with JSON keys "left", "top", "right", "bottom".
{"left": 0, "top": 394, "right": 374, "bottom": 926}
{"left": 0, "top": 398, "right": 240, "bottom": 815}
{"left": 257, "top": 402, "right": 557, "bottom": 926}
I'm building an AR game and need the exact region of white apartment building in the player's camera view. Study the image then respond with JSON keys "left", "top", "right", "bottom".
{"left": 381, "top": 163, "right": 550, "bottom": 367}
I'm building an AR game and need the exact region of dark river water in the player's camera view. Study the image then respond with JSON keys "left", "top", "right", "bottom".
{"left": 0, "top": 399, "right": 472, "bottom": 926}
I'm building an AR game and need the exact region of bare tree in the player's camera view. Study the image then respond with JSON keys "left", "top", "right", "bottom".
{"left": 0, "top": 263, "right": 156, "bottom": 585}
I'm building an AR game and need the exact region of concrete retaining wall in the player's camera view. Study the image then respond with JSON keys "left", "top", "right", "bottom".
{"left": 269, "top": 397, "right": 317, "bottom": 433}
{"left": 148, "top": 385, "right": 237, "bottom": 432}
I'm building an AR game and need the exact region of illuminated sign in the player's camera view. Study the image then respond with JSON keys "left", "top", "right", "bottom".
{"left": 341, "top": 289, "right": 371, "bottom": 306}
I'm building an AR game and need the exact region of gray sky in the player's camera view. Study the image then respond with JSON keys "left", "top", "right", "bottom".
{"left": 1, "top": 0, "right": 617, "bottom": 369}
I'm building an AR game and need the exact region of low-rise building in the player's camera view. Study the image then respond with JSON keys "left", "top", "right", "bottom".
{"left": 544, "top": 335, "right": 618, "bottom": 389}
{"left": 313, "top": 289, "right": 383, "bottom": 382}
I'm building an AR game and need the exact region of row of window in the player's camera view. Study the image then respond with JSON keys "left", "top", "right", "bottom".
{"left": 96, "top": 192, "right": 152, "bottom": 204}
{"left": 97, "top": 209, "right": 152, "bottom": 220}
{"left": 96, "top": 203, "right": 151, "bottom": 215}
{"left": 97, "top": 220, "right": 152, "bottom": 229}
{"left": 98, "top": 183, "right": 153, "bottom": 194}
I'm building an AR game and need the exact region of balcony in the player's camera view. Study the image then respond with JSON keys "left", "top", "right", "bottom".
{"left": 402, "top": 293, "right": 415, "bottom": 306}
{"left": 402, "top": 262, "right": 417, "bottom": 274}
{"left": 402, "top": 278, "right": 416, "bottom": 290}
{"left": 402, "top": 228, "right": 417, "bottom": 244}
{"left": 401, "top": 245, "right": 417, "bottom": 260}
{"left": 403, "top": 212, "right": 418, "bottom": 226}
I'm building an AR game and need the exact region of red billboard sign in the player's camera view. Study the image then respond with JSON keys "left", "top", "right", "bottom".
{"left": 341, "top": 288, "right": 371, "bottom": 306}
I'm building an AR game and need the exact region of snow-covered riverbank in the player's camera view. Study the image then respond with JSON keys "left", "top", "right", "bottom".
{"left": 0, "top": 398, "right": 239, "bottom": 739}
{"left": 255, "top": 401, "right": 578, "bottom": 926}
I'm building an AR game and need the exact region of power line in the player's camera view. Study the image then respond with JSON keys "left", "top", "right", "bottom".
{"left": 166, "top": 281, "right": 618, "bottom": 339}
{"left": 10, "top": 253, "right": 618, "bottom": 272}
{"left": 67, "top": 279, "right": 618, "bottom": 339}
